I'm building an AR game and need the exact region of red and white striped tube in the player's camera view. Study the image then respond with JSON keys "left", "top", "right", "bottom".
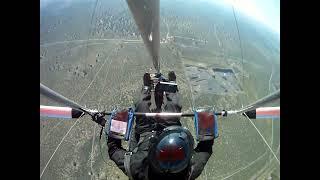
{"left": 244, "top": 106, "right": 280, "bottom": 119}
{"left": 256, "top": 107, "right": 280, "bottom": 119}
{"left": 40, "top": 105, "right": 83, "bottom": 119}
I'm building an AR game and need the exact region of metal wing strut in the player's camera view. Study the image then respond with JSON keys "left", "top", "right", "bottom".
{"left": 126, "top": 0, "right": 160, "bottom": 73}
{"left": 40, "top": 83, "right": 97, "bottom": 116}
{"left": 228, "top": 89, "right": 280, "bottom": 115}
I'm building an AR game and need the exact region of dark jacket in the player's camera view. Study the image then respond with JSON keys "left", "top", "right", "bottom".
{"left": 107, "top": 90, "right": 213, "bottom": 180}
{"left": 107, "top": 125, "right": 213, "bottom": 180}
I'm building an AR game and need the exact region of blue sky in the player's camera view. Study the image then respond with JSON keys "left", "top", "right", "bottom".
{"left": 221, "top": 0, "right": 280, "bottom": 34}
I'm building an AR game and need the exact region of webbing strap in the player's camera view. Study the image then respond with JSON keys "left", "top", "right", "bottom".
{"left": 188, "top": 166, "right": 194, "bottom": 180}
{"left": 124, "top": 152, "right": 133, "bottom": 180}
{"left": 124, "top": 137, "right": 147, "bottom": 180}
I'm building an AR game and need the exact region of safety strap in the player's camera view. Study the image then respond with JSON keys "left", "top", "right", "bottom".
{"left": 187, "top": 166, "right": 194, "bottom": 180}
{"left": 125, "top": 130, "right": 156, "bottom": 179}
{"left": 124, "top": 152, "right": 134, "bottom": 180}
{"left": 131, "top": 136, "right": 145, "bottom": 153}
{"left": 124, "top": 135, "right": 146, "bottom": 179}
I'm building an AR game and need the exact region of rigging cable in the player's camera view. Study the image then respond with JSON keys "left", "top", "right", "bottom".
{"left": 231, "top": 4, "right": 245, "bottom": 96}
{"left": 85, "top": 1, "right": 100, "bottom": 177}
{"left": 230, "top": 1, "right": 280, "bottom": 166}
{"left": 40, "top": 0, "right": 101, "bottom": 178}
{"left": 40, "top": 53, "right": 111, "bottom": 178}
{"left": 96, "top": 0, "right": 130, "bottom": 165}
{"left": 243, "top": 113, "right": 280, "bottom": 164}
{"left": 88, "top": 42, "right": 123, "bottom": 178}
{"left": 90, "top": 43, "right": 122, "bottom": 168}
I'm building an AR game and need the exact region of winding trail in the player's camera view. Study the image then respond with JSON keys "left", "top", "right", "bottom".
{"left": 89, "top": 124, "right": 97, "bottom": 180}
{"left": 214, "top": 24, "right": 221, "bottom": 47}
{"left": 173, "top": 35, "right": 206, "bottom": 43}
{"left": 164, "top": 18, "right": 170, "bottom": 38}
{"left": 268, "top": 65, "right": 274, "bottom": 93}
